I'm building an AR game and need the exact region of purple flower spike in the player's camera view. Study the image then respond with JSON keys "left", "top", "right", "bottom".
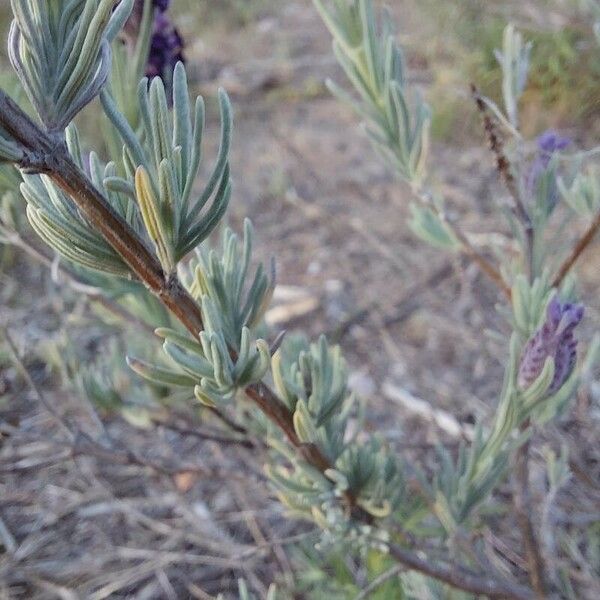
{"left": 153, "top": 0, "right": 170, "bottom": 11}
{"left": 146, "top": 12, "right": 185, "bottom": 81}
{"left": 518, "top": 296, "right": 584, "bottom": 395}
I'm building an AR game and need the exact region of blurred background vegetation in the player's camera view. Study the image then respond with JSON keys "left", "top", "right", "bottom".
{"left": 170, "top": 0, "right": 600, "bottom": 142}
{"left": 2, "top": 0, "right": 598, "bottom": 142}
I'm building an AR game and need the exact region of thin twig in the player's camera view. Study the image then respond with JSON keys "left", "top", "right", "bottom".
{"left": 205, "top": 405, "right": 249, "bottom": 436}
{"left": 552, "top": 208, "right": 600, "bottom": 288}
{"left": 150, "top": 417, "right": 255, "bottom": 448}
{"left": 472, "top": 85, "right": 548, "bottom": 597}
{"left": 410, "top": 184, "right": 512, "bottom": 298}
{"left": 442, "top": 214, "right": 512, "bottom": 298}
{"left": 387, "top": 542, "right": 534, "bottom": 600}
{"left": 475, "top": 90, "right": 546, "bottom": 596}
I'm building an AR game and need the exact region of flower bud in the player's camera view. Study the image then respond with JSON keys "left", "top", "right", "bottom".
{"left": 518, "top": 297, "right": 584, "bottom": 395}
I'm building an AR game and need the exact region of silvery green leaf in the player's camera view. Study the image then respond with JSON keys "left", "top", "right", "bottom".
{"left": 511, "top": 274, "right": 551, "bottom": 336}
{"left": 237, "top": 579, "right": 277, "bottom": 600}
{"left": 126, "top": 356, "right": 197, "bottom": 387}
{"left": 130, "top": 291, "right": 270, "bottom": 406}
{"left": 315, "top": 0, "right": 430, "bottom": 185}
{"left": 102, "top": 64, "right": 232, "bottom": 271}
{"left": 183, "top": 220, "right": 274, "bottom": 351}
{"left": 559, "top": 168, "right": 600, "bottom": 217}
{"left": 293, "top": 399, "right": 320, "bottom": 444}
{"left": 9, "top": 0, "right": 134, "bottom": 133}
{"left": 19, "top": 124, "right": 141, "bottom": 276}
{"left": 0, "top": 127, "right": 24, "bottom": 163}
{"left": 409, "top": 203, "right": 459, "bottom": 249}
{"left": 495, "top": 24, "right": 532, "bottom": 128}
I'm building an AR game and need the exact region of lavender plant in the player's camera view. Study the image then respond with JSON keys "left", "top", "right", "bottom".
{"left": 0, "top": 0, "right": 598, "bottom": 598}
{"left": 314, "top": 0, "right": 600, "bottom": 596}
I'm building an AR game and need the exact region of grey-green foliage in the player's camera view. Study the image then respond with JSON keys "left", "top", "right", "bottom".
{"left": 314, "top": 0, "right": 430, "bottom": 184}
{"left": 293, "top": 542, "right": 407, "bottom": 599}
{"left": 268, "top": 336, "right": 405, "bottom": 534}
{"left": 0, "top": 126, "right": 24, "bottom": 163}
{"left": 9, "top": 0, "right": 134, "bottom": 133}
{"left": 530, "top": 161, "right": 560, "bottom": 227}
{"left": 494, "top": 24, "right": 532, "bottom": 129}
{"left": 71, "top": 337, "right": 161, "bottom": 425}
{"left": 19, "top": 62, "right": 233, "bottom": 278}
{"left": 559, "top": 168, "right": 600, "bottom": 217}
{"left": 20, "top": 125, "right": 140, "bottom": 276}
{"left": 182, "top": 219, "right": 275, "bottom": 350}
{"left": 408, "top": 199, "right": 459, "bottom": 250}
{"left": 402, "top": 572, "right": 472, "bottom": 600}
{"left": 102, "top": 62, "right": 232, "bottom": 273}
{"left": 0, "top": 165, "right": 25, "bottom": 232}
{"left": 128, "top": 223, "right": 272, "bottom": 406}
{"left": 314, "top": 0, "right": 462, "bottom": 258}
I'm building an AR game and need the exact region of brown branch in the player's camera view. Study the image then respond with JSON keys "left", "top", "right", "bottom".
{"left": 471, "top": 85, "right": 534, "bottom": 282}
{"left": 448, "top": 223, "right": 512, "bottom": 299}
{"left": 0, "top": 89, "right": 535, "bottom": 599}
{"left": 552, "top": 208, "right": 600, "bottom": 288}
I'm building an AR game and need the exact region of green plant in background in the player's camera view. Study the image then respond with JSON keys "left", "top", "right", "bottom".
{"left": 0, "top": 0, "right": 598, "bottom": 599}
{"left": 416, "top": 0, "right": 600, "bottom": 141}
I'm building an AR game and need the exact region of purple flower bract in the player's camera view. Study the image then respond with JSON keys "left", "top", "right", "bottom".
{"left": 525, "top": 130, "right": 571, "bottom": 205}
{"left": 518, "top": 296, "right": 584, "bottom": 395}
